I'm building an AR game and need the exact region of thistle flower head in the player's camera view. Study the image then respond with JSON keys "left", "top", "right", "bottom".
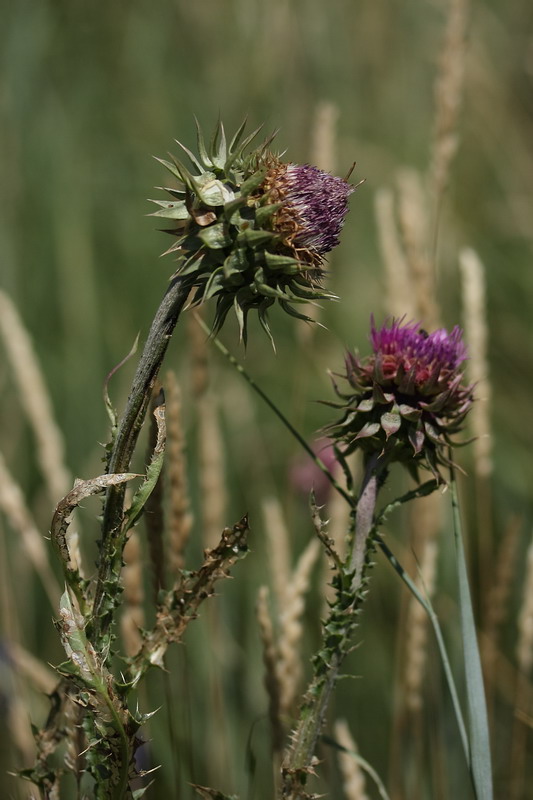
{"left": 328, "top": 317, "right": 474, "bottom": 480}
{"left": 150, "top": 120, "right": 355, "bottom": 344}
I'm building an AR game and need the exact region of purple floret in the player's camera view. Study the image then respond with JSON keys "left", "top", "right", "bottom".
{"left": 370, "top": 317, "right": 467, "bottom": 371}
{"left": 284, "top": 164, "right": 354, "bottom": 254}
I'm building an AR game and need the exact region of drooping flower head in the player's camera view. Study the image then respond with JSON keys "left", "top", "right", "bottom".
{"left": 150, "top": 120, "right": 356, "bottom": 343}
{"left": 328, "top": 317, "right": 474, "bottom": 480}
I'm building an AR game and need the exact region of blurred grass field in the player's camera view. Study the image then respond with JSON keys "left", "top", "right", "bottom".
{"left": 1, "top": 1, "right": 533, "bottom": 798}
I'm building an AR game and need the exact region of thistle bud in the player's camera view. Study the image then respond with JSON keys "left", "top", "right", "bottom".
{"left": 150, "top": 120, "right": 355, "bottom": 343}
{"left": 328, "top": 317, "right": 474, "bottom": 480}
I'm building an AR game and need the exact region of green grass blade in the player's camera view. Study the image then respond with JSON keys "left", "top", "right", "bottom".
{"left": 450, "top": 468, "right": 493, "bottom": 799}
{"left": 377, "top": 532, "right": 470, "bottom": 766}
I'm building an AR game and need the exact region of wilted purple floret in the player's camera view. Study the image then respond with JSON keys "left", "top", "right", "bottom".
{"left": 284, "top": 164, "right": 354, "bottom": 254}
{"left": 370, "top": 317, "right": 467, "bottom": 372}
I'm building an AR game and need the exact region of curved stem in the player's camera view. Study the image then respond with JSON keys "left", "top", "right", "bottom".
{"left": 92, "top": 275, "right": 191, "bottom": 635}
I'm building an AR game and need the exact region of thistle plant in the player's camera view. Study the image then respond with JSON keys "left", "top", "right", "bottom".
{"left": 93, "top": 119, "right": 355, "bottom": 644}
{"left": 24, "top": 120, "right": 355, "bottom": 799}
{"left": 280, "top": 317, "right": 475, "bottom": 797}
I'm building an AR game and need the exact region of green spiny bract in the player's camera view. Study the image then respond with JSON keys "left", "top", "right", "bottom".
{"left": 327, "top": 317, "right": 474, "bottom": 482}
{"left": 150, "top": 119, "right": 355, "bottom": 344}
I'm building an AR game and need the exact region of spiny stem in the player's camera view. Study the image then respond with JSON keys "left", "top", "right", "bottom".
{"left": 92, "top": 275, "right": 191, "bottom": 637}
{"left": 281, "top": 455, "right": 386, "bottom": 795}
{"left": 350, "top": 452, "right": 382, "bottom": 589}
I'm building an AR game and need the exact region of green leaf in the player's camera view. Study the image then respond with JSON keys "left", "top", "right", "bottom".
{"left": 132, "top": 783, "right": 155, "bottom": 800}
{"left": 397, "top": 403, "right": 421, "bottom": 421}
{"left": 52, "top": 472, "right": 139, "bottom": 606}
{"left": 239, "top": 168, "right": 267, "bottom": 196}
{"left": 257, "top": 298, "right": 276, "bottom": 351}
{"left": 212, "top": 120, "right": 227, "bottom": 169}
{"left": 198, "top": 223, "right": 232, "bottom": 249}
{"left": 123, "top": 405, "right": 166, "bottom": 534}
{"left": 355, "top": 421, "right": 380, "bottom": 439}
{"left": 380, "top": 410, "right": 402, "bottom": 438}
{"left": 195, "top": 116, "right": 214, "bottom": 168}
{"left": 279, "top": 299, "right": 315, "bottom": 323}
{"left": 450, "top": 470, "right": 493, "bottom": 799}
{"left": 203, "top": 267, "right": 225, "bottom": 300}
{"left": 233, "top": 294, "right": 246, "bottom": 344}
{"left": 103, "top": 334, "right": 139, "bottom": 434}
{"left": 255, "top": 202, "right": 283, "bottom": 226}
{"left": 196, "top": 173, "right": 235, "bottom": 206}
{"left": 148, "top": 199, "right": 190, "bottom": 220}
{"left": 228, "top": 117, "right": 248, "bottom": 154}
{"left": 57, "top": 589, "right": 108, "bottom": 696}
{"left": 238, "top": 228, "right": 275, "bottom": 248}
{"left": 263, "top": 251, "right": 299, "bottom": 270}
{"left": 152, "top": 156, "right": 186, "bottom": 184}
{"left": 174, "top": 137, "right": 206, "bottom": 174}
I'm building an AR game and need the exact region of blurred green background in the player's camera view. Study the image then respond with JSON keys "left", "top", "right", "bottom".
{"left": 1, "top": 0, "right": 533, "bottom": 798}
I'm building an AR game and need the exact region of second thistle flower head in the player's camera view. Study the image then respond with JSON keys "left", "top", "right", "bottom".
{"left": 150, "top": 120, "right": 355, "bottom": 343}
{"left": 328, "top": 317, "right": 474, "bottom": 480}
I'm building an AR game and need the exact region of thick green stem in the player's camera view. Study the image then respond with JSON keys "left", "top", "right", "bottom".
{"left": 92, "top": 275, "right": 191, "bottom": 634}
{"left": 281, "top": 454, "right": 385, "bottom": 796}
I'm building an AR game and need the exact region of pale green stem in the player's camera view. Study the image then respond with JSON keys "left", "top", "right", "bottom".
{"left": 282, "top": 454, "right": 385, "bottom": 793}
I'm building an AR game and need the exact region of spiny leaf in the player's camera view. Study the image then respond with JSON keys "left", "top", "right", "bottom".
{"left": 123, "top": 405, "right": 167, "bottom": 534}
{"left": 52, "top": 472, "right": 139, "bottom": 605}
{"left": 57, "top": 589, "right": 109, "bottom": 699}
{"left": 174, "top": 137, "right": 206, "bottom": 174}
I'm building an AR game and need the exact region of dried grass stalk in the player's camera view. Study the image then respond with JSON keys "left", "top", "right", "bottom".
{"left": 482, "top": 516, "right": 520, "bottom": 688}
{"left": 7, "top": 641, "right": 57, "bottom": 695}
{"left": 429, "top": 0, "right": 469, "bottom": 207}
{"left": 257, "top": 585, "right": 284, "bottom": 754}
{"left": 263, "top": 495, "right": 292, "bottom": 611}
{"left": 166, "top": 370, "right": 193, "bottom": 574}
{"left": 333, "top": 719, "right": 370, "bottom": 800}
{"left": 0, "top": 451, "right": 58, "bottom": 608}
{"left": 277, "top": 538, "right": 321, "bottom": 717}
{"left": 198, "top": 392, "right": 227, "bottom": 550}
{"left": 188, "top": 308, "right": 209, "bottom": 399}
{"left": 311, "top": 100, "right": 339, "bottom": 173}
{"left": 511, "top": 531, "right": 533, "bottom": 799}
{"left": 375, "top": 187, "right": 416, "bottom": 320}
{"left": 485, "top": 516, "right": 520, "bottom": 641}
{"left": 7, "top": 692, "right": 36, "bottom": 765}
{"left": 121, "top": 530, "right": 145, "bottom": 657}
{"left": 459, "top": 247, "right": 492, "bottom": 479}
{"left": 397, "top": 168, "right": 440, "bottom": 327}
{"left": 0, "top": 289, "right": 70, "bottom": 504}
{"left": 517, "top": 534, "right": 533, "bottom": 676}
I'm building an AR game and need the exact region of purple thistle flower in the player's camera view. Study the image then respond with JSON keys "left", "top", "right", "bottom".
{"left": 282, "top": 164, "right": 354, "bottom": 255}
{"left": 329, "top": 317, "right": 474, "bottom": 481}
{"left": 261, "top": 160, "right": 354, "bottom": 268}
{"left": 155, "top": 120, "right": 359, "bottom": 342}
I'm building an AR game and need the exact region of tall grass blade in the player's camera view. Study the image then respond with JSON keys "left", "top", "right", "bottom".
{"left": 450, "top": 468, "right": 493, "bottom": 799}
